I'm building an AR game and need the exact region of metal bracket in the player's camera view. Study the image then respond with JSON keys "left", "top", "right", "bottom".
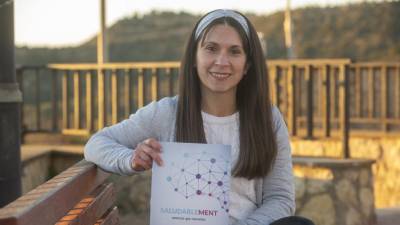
{"left": 0, "top": 82, "right": 22, "bottom": 103}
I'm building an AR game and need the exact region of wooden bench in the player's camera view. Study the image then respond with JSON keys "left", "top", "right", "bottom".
{"left": 0, "top": 160, "right": 120, "bottom": 225}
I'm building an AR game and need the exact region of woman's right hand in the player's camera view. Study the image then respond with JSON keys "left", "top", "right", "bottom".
{"left": 131, "top": 138, "right": 164, "bottom": 171}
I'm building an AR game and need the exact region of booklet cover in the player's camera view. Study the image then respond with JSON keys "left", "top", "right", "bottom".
{"left": 150, "top": 142, "right": 231, "bottom": 225}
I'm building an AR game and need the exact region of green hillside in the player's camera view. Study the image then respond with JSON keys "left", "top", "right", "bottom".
{"left": 15, "top": 1, "right": 400, "bottom": 65}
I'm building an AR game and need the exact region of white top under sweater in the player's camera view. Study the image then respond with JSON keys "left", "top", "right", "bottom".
{"left": 201, "top": 111, "right": 257, "bottom": 224}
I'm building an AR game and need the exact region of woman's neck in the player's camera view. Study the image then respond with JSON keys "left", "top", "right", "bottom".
{"left": 201, "top": 93, "right": 237, "bottom": 117}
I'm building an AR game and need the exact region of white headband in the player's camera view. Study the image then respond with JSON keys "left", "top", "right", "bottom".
{"left": 195, "top": 9, "right": 250, "bottom": 40}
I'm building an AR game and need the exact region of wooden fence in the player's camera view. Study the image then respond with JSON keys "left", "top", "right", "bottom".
{"left": 16, "top": 59, "right": 400, "bottom": 157}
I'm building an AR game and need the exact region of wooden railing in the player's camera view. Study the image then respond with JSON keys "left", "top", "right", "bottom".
{"left": 17, "top": 62, "right": 180, "bottom": 136}
{"left": 0, "top": 160, "right": 119, "bottom": 225}
{"left": 16, "top": 59, "right": 400, "bottom": 156}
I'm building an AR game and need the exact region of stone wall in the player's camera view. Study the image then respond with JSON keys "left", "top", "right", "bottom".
{"left": 21, "top": 151, "right": 81, "bottom": 194}
{"left": 21, "top": 153, "right": 51, "bottom": 193}
{"left": 108, "top": 172, "right": 152, "bottom": 225}
{"left": 291, "top": 137, "right": 400, "bottom": 208}
{"left": 293, "top": 157, "right": 375, "bottom": 225}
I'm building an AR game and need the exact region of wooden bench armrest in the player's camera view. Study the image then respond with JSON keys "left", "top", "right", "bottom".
{"left": 0, "top": 160, "right": 112, "bottom": 225}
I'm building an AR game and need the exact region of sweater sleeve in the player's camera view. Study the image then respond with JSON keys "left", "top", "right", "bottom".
{"left": 234, "top": 106, "right": 295, "bottom": 225}
{"left": 84, "top": 101, "right": 160, "bottom": 176}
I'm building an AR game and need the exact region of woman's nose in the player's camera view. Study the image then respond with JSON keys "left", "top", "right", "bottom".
{"left": 215, "top": 52, "right": 230, "bottom": 66}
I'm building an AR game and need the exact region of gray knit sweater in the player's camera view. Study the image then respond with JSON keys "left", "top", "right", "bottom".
{"left": 84, "top": 96, "right": 295, "bottom": 225}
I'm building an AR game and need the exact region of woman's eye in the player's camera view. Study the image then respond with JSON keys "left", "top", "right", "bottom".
{"left": 205, "top": 46, "right": 216, "bottom": 52}
{"left": 231, "top": 49, "right": 243, "bottom": 55}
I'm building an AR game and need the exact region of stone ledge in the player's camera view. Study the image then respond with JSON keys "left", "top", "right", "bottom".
{"left": 293, "top": 156, "right": 375, "bottom": 168}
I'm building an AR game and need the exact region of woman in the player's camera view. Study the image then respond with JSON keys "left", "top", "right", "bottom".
{"left": 85, "top": 9, "right": 314, "bottom": 225}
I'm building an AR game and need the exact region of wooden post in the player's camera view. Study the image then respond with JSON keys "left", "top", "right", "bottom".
{"left": 167, "top": 68, "right": 174, "bottom": 97}
{"left": 330, "top": 68, "right": 337, "bottom": 119}
{"left": 305, "top": 65, "right": 314, "bottom": 139}
{"left": 323, "top": 65, "right": 331, "bottom": 137}
{"left": 0, "top": 0, "right": 22, "bottom": 206}
{"left": 151, "top": 68, "right": 158, "bottom": 101}
{"left": 270, "top": 66, "right": 277, "bottom": 106}
{"left": 287, "top": 65, "right": 297, "bottom": 136}
{"left": 35, "top": 68, "right": 41, "bottom": 131}
{"left": 86, "top": 71, "right": 93, "bottom": 132}
{"left": 368, "top": 68, "right": 374, "bottom": 118}
{"left": 97, "top": 69, "right": 105, "bottom": 129}
{"left": 97, "top": 0, "right": 108, "bottom": 129}
{"left": 274, "top": 66, "right": 281, "bottom": 108}
{"left": 73, "top": 71, "right": 80, "bottom": 129}
{"left": 51, "top": 69, "right": 58, "bottom": 131}
{"left": 396, "top": 66, "right": 400, "bottom": 118}
{"left": 381, "top": 66, "right": 388, "bottom": 132}
{"left": 124, "top": 69, "right": 131, "bottom": 117}
{"left": 138, "top": 69, "right": 144, "bottom": 108}
{"left": 97, "top": 0, "right": 108, "bottom": 63}
{"left": 62, "top": 71, "right": 69, "bottom": 129}
{"left": 354, "top": 66, "right": 361, "bottom": 117}
{"left": 111, "top": 70, "right": 118, "bottom": 124}
{"left": 339, "top": 64, "right": 350, "bottom": 158}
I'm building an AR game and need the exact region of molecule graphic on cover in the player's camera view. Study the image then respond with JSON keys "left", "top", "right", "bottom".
{"left": 165, "top": 151, "right": 231, "bottom": 212}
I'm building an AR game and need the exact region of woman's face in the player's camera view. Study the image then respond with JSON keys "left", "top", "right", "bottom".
{"left": 195, "top": 24, "right": 247, "bottom": 99}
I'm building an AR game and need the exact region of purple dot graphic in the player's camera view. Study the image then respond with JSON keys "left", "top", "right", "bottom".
{"left": 226, "top": 209, "right": 229, "bottom": 212}
{"left": 167, "top": 151, "right": 230, "bottom": 211}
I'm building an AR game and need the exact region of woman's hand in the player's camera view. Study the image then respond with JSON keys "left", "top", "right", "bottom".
{"left": 131, "top": 138, "right": 163, "bottom": 171}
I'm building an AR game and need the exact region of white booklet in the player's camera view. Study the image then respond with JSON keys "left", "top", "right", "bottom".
{"left": 150, "top": 142, "right": 231, "bottom": 225}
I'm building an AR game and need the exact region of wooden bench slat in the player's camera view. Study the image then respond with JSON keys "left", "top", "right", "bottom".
{"left": 55, "top": 182, "right": 115, "bottom": 225}
{"left": 0, "top": 160, "right": 110, "bottom": 225}
{"left": 94, "top": 207, "right": 120, "bottom": 225}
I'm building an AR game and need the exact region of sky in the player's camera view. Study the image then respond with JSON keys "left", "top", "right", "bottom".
{"left": 13, "top": 0, "right": 382, "bottom": 47}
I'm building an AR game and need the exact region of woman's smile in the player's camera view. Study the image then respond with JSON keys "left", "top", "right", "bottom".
{"left": 209, "top": 71, "right": 231, "bottom": 80}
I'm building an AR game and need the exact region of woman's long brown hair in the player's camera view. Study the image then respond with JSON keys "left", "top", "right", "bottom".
{"left": 175, "top": 11, "right": 277, "bottom": 179}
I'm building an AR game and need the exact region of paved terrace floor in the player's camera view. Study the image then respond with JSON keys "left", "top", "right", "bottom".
{"left": 20, "top": 144, "right": 400, "bottom": 225}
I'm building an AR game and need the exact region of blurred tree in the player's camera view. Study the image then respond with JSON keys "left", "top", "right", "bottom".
{"left": 15, "top": 1, "right": 400, "bottom": 64}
